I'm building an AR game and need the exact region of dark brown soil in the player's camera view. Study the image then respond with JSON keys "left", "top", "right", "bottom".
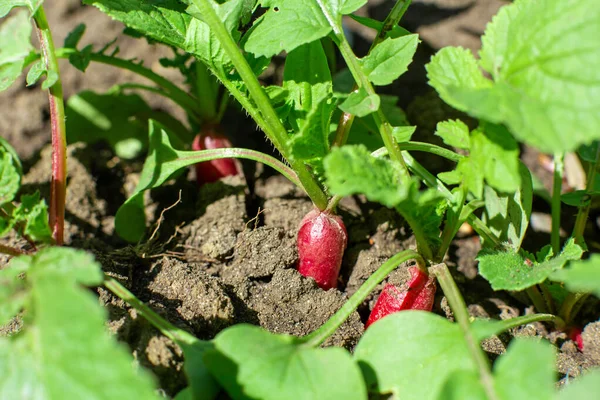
{"left": 1, "top": 0, "right": 599, "bottom": 397}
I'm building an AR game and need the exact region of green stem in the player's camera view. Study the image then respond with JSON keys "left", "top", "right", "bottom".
{"left": 539, "top": 283, "right": 556, "bottom": 315}
{"left": 478, "top": 313, "right": 565, "bottom": 334}
{"left": 194, "top": 61, "right": 218, "bottom": 121}
{"left": 399, "top": 142, "right": 463, "bottom": 162}
{"left": 54, "top": 48, "right": 201, "bottom": 121}
{"left": 332, "top": 111, "right": 354, "bottom": 147}
{"left": 104, "top": 277, "right": 198, "bottom": 345}
{"left": 33, "top": 7, "right": 66, "bottom": 245}
{"left": 178, "top": 147, "right": 302, "bottom": 188}
{"left": 559, "top": 292, "right": 589, "bottom": 325}
{"left": 551, "top": 153, "right": 564, "bottom": 254}
{"left": 191, "top": 0, "right": 328, "bottom": 210}
{"left": 432, "top": 264, "right": 498, "bottom": 400}
{"left": 526, "top": 285, "right": 549, "bottom": 314}
{"left": 301, "top": 249, "right": 424, "bottom": 347}
{"left": 573, "top": 144, "right": 600, "bottom": 245}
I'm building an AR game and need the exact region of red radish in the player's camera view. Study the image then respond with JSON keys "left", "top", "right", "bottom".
{"left": 192, "top": 124, "right": 240, "bottom": 185}
{"left": 568, "top": 327, "right": 584, "bottom": 351}
{"left": 297, "top": 209, "right": 347, "bottom": 290}
{"left": 366, "top": 266, "right": 436, "bottom": 328}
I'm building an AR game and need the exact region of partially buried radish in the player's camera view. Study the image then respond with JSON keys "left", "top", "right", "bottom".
{"left": 366, "top": 266, "right": 436, "bottom": 328}
{"left": 297, "top": 209, "right": 347, "bottom": 290}
{"left": 192, "top": 124, "right": 240, "bottom": 185}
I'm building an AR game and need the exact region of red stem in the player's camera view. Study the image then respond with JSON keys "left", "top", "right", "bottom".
{"left": 34, "top": 7, "right": 66, "bottom": 245}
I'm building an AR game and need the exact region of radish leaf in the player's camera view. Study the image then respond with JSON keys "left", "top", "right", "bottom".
{"left": 339, "top": 87, "right": 380, "bottom": 117}
{"left": 478, "top": 238, "right": 583, "bottom": 291}
{"left": 204, "top": 324, "right": 367, "bottom": 400}
{"left": 493, "top": 339, "right": 555, "bottom": 400}
{"left": 0, "top": 145, "right": 20, "bottom": 206}
{"left": 245, "top": 0, "right": 366, "bottom": 58}
{"left": 360, "top": 34, "right": 419, "bottom": 86}
{"left": 481, "top": 162, "right": 532, "bottom": 250}
{"left": 354, "top": 312, "right": 476, "bottom": 400}
{"left": 551, "top": 255, "right": 600, "bottom": 298}
{"left": 427, "top": 0, "right": 600, "bottom": 153}
{"left": 0, "top": 248, "right": 159, "bottom": 400}
{"left": 0, "top": 10, "right": 34, "bottom": 92}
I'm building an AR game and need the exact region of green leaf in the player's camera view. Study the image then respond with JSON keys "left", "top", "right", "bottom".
{"left": 65, "top": 90, "right": 153, "bottom": 159}
{"left": 435, "top": 119, "right": 470, "bottom": 149}
{"left": 578, "top": 141, "right": 598, "bottom": 163}
{"left": 481, "top": 162, "right": 532, "bottom": 250}
{"left": 0, "top": 144, "right": 21, "bottom": 206}
{"left": 0, "top": 0, "right": 42, "bottom": 17}
{"left": 467, "top": 123, "right": 521, "bottom": 198}
{"left": 360, "top": 34, "right": 419, "bottom": 86}
{"left": 283, "top": 40, "right": 333, "bottom": 130}
{"left": 561, "top": 190, "right": 598, "bottom": 207}
{"left": 493, "top": 339, "right": 555, "bottom": 400}
{"left": 64, "top": 23, "right": 86, "bottom": 48}
{"left": 11, "top": 192, "right": 52, "bottom": 242}
{"left": 0, "top": 10, "right": 34, "bottom": 92}
{"left": 478, "top": 238, "right": 584, "bottom": 291}
{"left": 69, "top": 44, "right": 93, "bottom": 72}
{"left": 0, "top": 264, "right": 159, "bottom": 399}
{"left": 288, "top": 96, "right": 336, "bottom": 162}
{"left": 339, "top": 87, "right": 380, "bottom": 117}
{"left": 204, "top": 324, "right": 367, "bottom": 400}
{"left": 324, "top": 145, "right": 405, "bottom": 208}
{"left": 558, "top": 369, "right": 600, "bottom": 400}
{"left": 10, "top": 247, "right": 104, "bottom": 286}
{"left": 427, "top": 0, "right": 600, "bottom": 153}
{"left": 438, "top": 371, "right": 487, "bottom": 400}
{"left": 0, "top": 258, "right": 29, "bottom": 326}
{"left": 354, "top": 312, "right": 476, "bottom": 400}
{"left": 180, "top": 341, "right": 220, "bottom": 400}
{"left": 184, "top": 0, "right": 246, "bottom": 75}
{"left": 25, "top": 60, "right": 58, "bottom": 89}
{"left": 245, "top": 0, "right": 366, "bottom": 58}
{"left": 83, "top": 0, "right": 191, "bottom": 50}
{"left": 391, "top": 125, "right": 416, "bottom": 143}
{"left": 551, "top": 255, "right": 600, "bottom": 298}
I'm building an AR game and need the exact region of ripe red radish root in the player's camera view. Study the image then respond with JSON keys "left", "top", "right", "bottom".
{"left": 568, "top": 327, "right": 584, "bottom": 351}
{"left": 297, "top": 209, "right": 347, "bottom": 290}
{"left": 366, "top": 266, "right": 436, "bottom": 328}
{"left": 192, "top": 124, "right": 240, "bottom": 185}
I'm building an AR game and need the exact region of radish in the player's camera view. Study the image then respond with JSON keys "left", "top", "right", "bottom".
{"left": 366, "top": 266, "right": 436, "bottom": 328}
{"left": 192, "top": 124, "right": 240, "bottom": 185}
{"left": 297, "top": 209, "right": 347, "bottom": 290}
{"left": 568, "top": 326, "right": 584, "bottom": 351}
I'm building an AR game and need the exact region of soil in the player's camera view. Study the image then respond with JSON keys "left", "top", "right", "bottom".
{"left": 1, "top": 0, "right": 599, "bottom": 397}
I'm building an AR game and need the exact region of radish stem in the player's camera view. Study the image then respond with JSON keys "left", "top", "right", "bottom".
{"left": 33, "top": 6, "right": 66, "bottom": 245}
{"left": 573, "top": 144, "right": 600, "bottom": 244}
{"left": 104, "top": 277, "right": 198, "bottom": 346}
{"left": 432, "top": 263, "right": 498, "bottom": 400}
{"left": 551, "top": 153, "right": 564, "bottom": 254}
{"left": 301, "top": 249, "right": 424, "bottom": 347}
